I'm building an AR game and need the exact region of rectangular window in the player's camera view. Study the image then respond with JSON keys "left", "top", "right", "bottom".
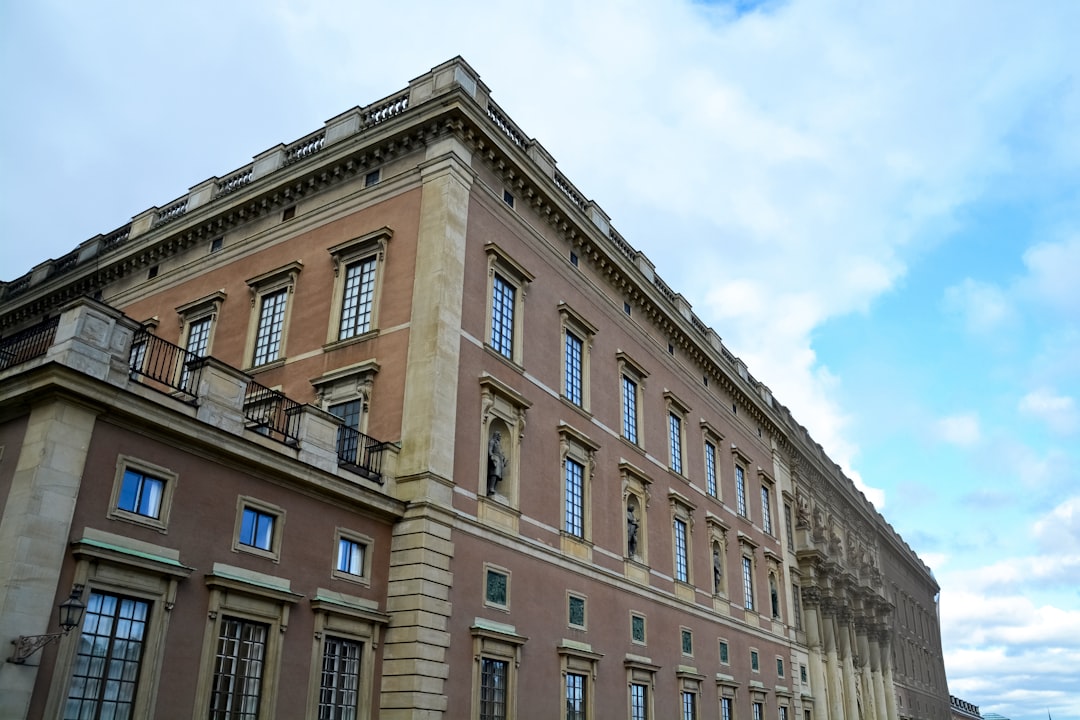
{"left": 761, "top": 486, "right": 773, "bottom": 535}
{"left": 631, "top": 614, "right": 646, "bottom": 644}
{"left": 180, "top": 316, "right": 212, "bottom": 388}
{"left": 329, "top": 400, "right": 364, "bottom": 467}
{"left": 568, "top": 594, "right": 586, "bottom": 629}
{"left": 490, "top": 274, "right": 515, "bottom": 359}
{"left": 681, "top": 691, "right": 697, "bottom": 720}
{"left": 565, "top": 458, "right": 585, "bottom": 538}
{"left": 801, "top": 665, "right": 808, "bottom": 684}
{"left": 630, "top": 683, "right": 648, "bottom": 720}
{"left": 117, "top": 469, "right": 164, "bottom": 519}
{"left": 785, "top": 502, "right": 795, "bottom": 551}
{"left": 64, "top": 591, "right": 149, "bottom": 720}
{"left": 753, "top": 702, "right": 764, "bottom": 720}
{"left": 566, "top": 672, "right": 586, "bottom": 720}
{"left": 319, "top": 636, "right": 361, "bottom": 720}
{"left": 674, "top": 519, "right": 689, "bottom": 583}
{"left": 777, "top": 658, "right": 785, "bottom": 677}
{"left": 480, "top": 658, "right": 509, "bottom": 720}
{"left": 252, "top": 288, "right": 287, "bottom": 366}
{"left": 484, "top": 567, "right": 509, "bottom": 609}
{"left": 210, "top": 617, "right": 268, "bottom": 720}
{"left": 721, "top": 697, "right": 733, "bottom": 720}
{"left": 735, "top": 465, "right": 747, "bottom": 517}
{"left": 750, "top": 650, "right": 760, "bottom": 672}
{"left": 565, "top": 331, "right": 583, "bottom": 406}
{"left": 705, "top": 442, "right": 717, "bottom": 497}
{"left": 681, "top": 628, "right": 693, "bottom": 656}
{"left": 719, "top": 640, "right": 729, "bottom": 664}
{"left": 780, "top": 706, "right": 789, "bottom": 720}
{"left": 339, "top": 257, "right": 377, "bottom": 340}
{"left": 622, "top": 376, "right": 638, "bottom": 444}
{"left": 337, "top": 538, "right": 365, "bottom": 576}
{"left": 668, "top": 413, "right": 683, "bottom": 474}
{"left": 743, "top": 557, "right": 755, "bottom": 611}
{"left": 239, "top": 507, "right": 275, "bottom": 551}
{"left": 793, "top": 584, "right": 803, "bottom": 630}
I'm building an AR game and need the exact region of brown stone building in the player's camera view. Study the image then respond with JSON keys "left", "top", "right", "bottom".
{"left": 0, "top": 58, "right": 950, "bottom": 720}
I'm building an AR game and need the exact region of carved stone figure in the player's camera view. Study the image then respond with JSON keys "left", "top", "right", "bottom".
{"left": 795, "top": 488, "right": 810, "bottom": 528}
{"left": 486, "top": 430, "right": 507, "bottom": 496}
{"left": 626, "top": 504, "right": 639, "bottom": 557}
{"left": 713, "top": 548, "right": 723, "bottom": 594}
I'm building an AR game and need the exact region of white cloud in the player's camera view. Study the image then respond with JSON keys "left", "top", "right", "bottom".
{"left": 1033, "top": 496, "right": 1080, "bottom": 554}
{"left": 1020, "top": 388, "right": 1079, "bottom": 435}
{"left": 936, "top": 413, "right": 982, "bottom": 447}
{"left": 943, "top": 278, "right": 1017, "bottom": 334}
{"left": 1021, "top": 236, "right": 1080, "bottom": 317}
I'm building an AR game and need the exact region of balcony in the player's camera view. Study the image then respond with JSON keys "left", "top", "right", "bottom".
{"left": 0, "top": 302, "right": 389, "bottom": 483}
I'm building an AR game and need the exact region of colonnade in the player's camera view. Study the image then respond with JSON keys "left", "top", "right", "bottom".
{"left": 799, "top": 578, "right": 899, "bottom": 720}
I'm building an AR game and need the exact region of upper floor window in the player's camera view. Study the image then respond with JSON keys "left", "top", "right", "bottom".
{"left": 617, "top": 352, "right": 648, "bottom": 447}
{"left": 108, "top": 456, "right": 177, "bottom": 532}
{"left": 485, "top": 244, "right": 533, "bottom": 366}
{"left": 734, "top": 463, "right": 748, "bottom": 518}
{"left": 704, "top": 441, "right": 718, "bottom": 497}
{"left": 559, "top": 303, "right": 597, "bottom": 410}
{"left": 565, "top": 458, "right": 585, "bottom": 538}
{"left": 742, "top": 555, "right": 755, "bottom": 611}
{"left": 333, "top": 529, "right": 372, "bottom": 584}
{"left": 328, "top": 227, "right": 392, "bottom": 344}
{"left": 233, "top": 497, "right": 285, "bottom": 561}
{"left": 673, "top": 519, "right": 689, "bottom": 583}
{"left": 761, "top": 485, "right": 774, "bottom": 535}
{"left": 245, "top": 262, "right": 302, "bottom": 368}
{"left": 559, "top": 423, "right": 599, "bottom": 552}
{"left": 665, "top": 392, "right": 689, "bottom": 476}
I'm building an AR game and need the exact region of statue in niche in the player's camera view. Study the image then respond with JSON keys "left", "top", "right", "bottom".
{"left": 770, "top": 574, "right": 780, "bottom": 618}
{"left": 795, "top": 488, "right": 811, "bottom": 528}
{"left": 626, "top": 504, "right": 639, "bottom": 557}
{"left": 486, "top": 430, "right": 507, "bottom": 496}
{"left": 713, "top": 547, "right": 723, "bottom": 594}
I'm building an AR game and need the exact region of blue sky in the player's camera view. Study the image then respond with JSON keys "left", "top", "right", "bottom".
{"left": 2, "top": 2, "right": 1078, "bottom": 718}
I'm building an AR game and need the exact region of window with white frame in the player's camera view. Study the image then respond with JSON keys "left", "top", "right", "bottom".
{"left": 64, "top": 590, "right": 150, "bottom": 720}
{"left": 682, "top": 691, "right": 697, "bottom": 720}
{"left": 234, "top": 497, "right": 285, "bottom": 561}
{"left": 626, "top": 659, "right": 657, "bottom": 720}
{"left": 560, "top": 644, "right": 600, "bottom": 720}
{"left": 665, "top": 392, "right": 689, "bottom": 476}
{"left": 245, "top": 262, "right": 302, "bottom": 368}
{"left": 733, "top": 452, "right": 749, "bottom": 519}
{"left": 327, "top": 227, "right": 391, "bottom": 344}
{"left": 560, "top": 423, "right": 599, "bottom": 546}
{"left": 721, "top": 697, "right": 733, "bottom": 720}
{"left": 176, "top": 290, "right": 225, "bottom": 386}
{"left": 107, "top": 455, "right": 178, "bottom": 532}
{"left": 472, "top": 623, "right": 526, "bottom": 720}
{"left": 752, "top": 701, "right": 764, "bottom": 720}
{"left": 307, "top": 594, "right": 384, "bottom": 720}
{"left": 485, "top": 244, "right": 533, "bottom": 365}
{"left": 559, "top": 303, "right": 597, "bottom": 410}
{"left": 743, "top": 555, "right": 755, "bottom": 611}
{"left": 617, "top": 352, "right": 648, "bottom": 446}
{"left": 333, "top": 529, "right": 371, "bottom": 585}
{"left": 669, "top": 491, "right": 696, "bottom": 586}
{"left": 761, "top": 485, "right": 774, "bottom": 535}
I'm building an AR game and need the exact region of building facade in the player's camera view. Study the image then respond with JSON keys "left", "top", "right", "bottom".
{"left": 0, "top": 58, "right": 950, "bottom": 720}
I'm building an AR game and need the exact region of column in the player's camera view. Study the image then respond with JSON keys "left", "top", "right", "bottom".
{"left": 855, "top": 619, "right": 877, "bottom": 720}
{"left": 802, "top": 586, "right": 830, "bottom": 718}
{"left": 837, "top": 611, "right": 860, "bottom": 720}
{"left": 821, "top": 599, "right": 847, "bottom": 720}
{"left": 880, "top": 630, "right": 899, "bottom": 720}
{"left": 869, "top": 627, "right": 889, "bottom": 720}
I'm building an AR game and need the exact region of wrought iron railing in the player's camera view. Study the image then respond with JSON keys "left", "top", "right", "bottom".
{"left": 243, "top": 380, "right": 302, "bottom": 445}
{"left": 0, "top": 316, "right": 60, "bottom": 370}
{"left": 128, "top": 330, "right": 202, "bottom": 400}
{"left": 336, "top": 425, "right": 386, "bottom": 482}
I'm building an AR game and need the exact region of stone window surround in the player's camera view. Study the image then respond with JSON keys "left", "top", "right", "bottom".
{"left": 243, "top": 261, "right": 303, "bottom": 370}
{"left": 325, "top": 226, "right": 392, "bottom": 347}
{"left": 232, "top": 495, "right": 286, "bottom": 562}
{"left": 484, "top": 242, "right": 534, "bottom": 367}
{"left": 558, "top": 302, "right": 597, "bottom": 411}
{"left": 332, "top": 527, "right": 373, "bottom": 586}
{"left": 106, "top": 454, "right": 179, "bottom": 533}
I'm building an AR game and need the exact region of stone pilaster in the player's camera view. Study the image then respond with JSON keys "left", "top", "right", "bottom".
{"left": 880, "top": 630, "right": 899, "bottom": 720}
{"left": 837, "top": 611, "right": 860, "bottom": 720}
{"left": 869, "top": 627, "right": 889, "bottom": 720}
{"left": 379, "top": 508, "right": 455, "bottom": 719}
{"left": 0, "top": 397, "right": 99, "bottom": 719}
{"left": 821, "top": 598, "right": 847, "bottom": 720}
{"left": 802, "top": 585, "right": 829, "bottom": 717}
{"left": 396, "top": 138, "right": 474, "bottom": 505}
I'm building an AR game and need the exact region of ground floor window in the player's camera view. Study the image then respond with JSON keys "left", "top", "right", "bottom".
{"left": 479, "top": 658, "right": 509, "bottom": 720}
{"left": 210, "top": 617, "right": 268, "bottom": 720}
{"left": 319, "top": 636, "right": 362, "bottom": 720}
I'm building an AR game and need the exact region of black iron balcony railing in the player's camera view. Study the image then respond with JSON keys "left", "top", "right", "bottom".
{"left": 336, "top": 425, "right": 386, "bottom": 483}
{"left": 0, "top": 316, "right": 60, "bottom": 370}
{"left": 128, "top": 330, "right": 202, "bottom": 401}
{"left": 243, "top": 380, "right": 302, "bottom": 445}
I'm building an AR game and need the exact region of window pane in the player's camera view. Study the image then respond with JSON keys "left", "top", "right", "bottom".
{"left": 565, "top": 332, "right": 583, "bottom": 405}
{"left": 253, "top": 289, "right": 287, "bottom": 366}
{"left": 490, "top": 275, "right": 515, "bottom": 359}
{"left": 622, "top": 376, "right": 638, "bottom": 443}
{"left": 339, "top": 257, "right": 377, "bottom": 340}
{"left": 64, "top": 591, "right": 149, "bottom": 720}
{"left": 210, "top": 618, "right": 267, "bottom": 720}
{"left": 630, "top": 683, "right": 648, "bottom": 720}
{"left": 240, "top": 508, "right": 274, "bottom": 551}
{"left": 319, "top": 636, "right": 362, "bottom": 720}
{"left": 479, "top": 658, "right": 508, "bottom": 720}
{"left": 705, "top": 443, "right": 717, "bottom": 497}
{"left": 565, "top": 459, "right": 584, "bottom": 537}
{"left": 337, "top": 538, "right": 365, "bottom": 575}
{"left": 743, "top": 557, "right": 755, "bottom": 610}
{"left": 735, "top": 466, "right": 747, "bottom": 517}
{"left": 118, "top": 470, "right": 163, "bottom": 519}
{"left": 674, "top": 519, "right": 689, "bottom": 583}
{"left": 566, "top": 673, "right": 586, "bottom": 720}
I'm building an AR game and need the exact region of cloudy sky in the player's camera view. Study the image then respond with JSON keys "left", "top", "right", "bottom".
{"left": 3, "top": 1, "right": 1078, "bottom": 717}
